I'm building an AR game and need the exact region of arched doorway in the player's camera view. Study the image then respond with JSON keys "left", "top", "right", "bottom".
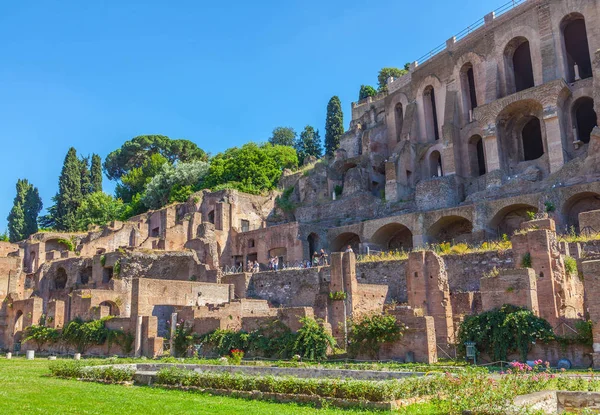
{"left": 99, "top": 301, "right": 120, "bottom": 317}
{"left": 573, "top": 97, "right": 597, "bottom": 144}
{"left": 561, "top": 14, "right": 592, "bottom": 82}
{"left": 423, "top": 85, "right": 440, "bottom": 141}
{"left": 307, "top": 233, "right": 319, "bottom": 257}
{"left": 563, "top": 192, "right": 600, "bottom": 232}
{"left": 428, "top": 216, "right": 473, "bottom": 244}
{"left": 371, "top": 223, "right": 413, "bottom": 251}
{"left": 505, "top": 37, "right": 534, "bottom": 94}
{"left": 395, "top": 103, "right": 404, "bottom": 142}
{"left": 469, "top": 135, "right": 486, "bottom": 177}
{"left": 522, "top": 117, "right": 544, "bottom": 161}
{"left": 429, "top": 151, "right": 443, "bottom": 177}
{"left": 331, "top": 232, "right": 361, "bottom": 253}
{"left": 460, "top": 63, "right": 478, "bottom": 117}
{"left": 490, "top": 204, "right": 538, "bottom": 237}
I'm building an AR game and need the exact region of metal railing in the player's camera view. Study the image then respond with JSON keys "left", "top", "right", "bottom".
{"left": 415, "top": 0, "right": 527, "bottom": 66}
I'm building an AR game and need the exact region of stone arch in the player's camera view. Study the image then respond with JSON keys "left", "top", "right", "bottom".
{"left": 562, "top": 192, "right": 600, "bottom": 231}
{"left": 99, "top": 300, "right": 120, "bottom": 317}
{"left": 496, "top": 99, "right": 548, "bottom": 174}
{"left": 416, "top": 76, "right": 444, "bottom": 143}
{"left": 504, "top": 36, "right": 535, "bottom": 94}
{"left": 427, "top": 216, "right": 473, "bottom": 244}
{"left": 490, "top": 203, "right": 538, "bottom": 237}
{"left": 561, "top": 13, "right": 592, "bottom": 82}
{"left": 371, "top": 223, "right": 413, "bottom": 251}
{"left": 423, "top": 85, "right": 440, "bottom": 141}
{"left": 468, "top": 135, "right": 486, "bottom": 177}
{"left": 331, "top": 232, "right": 361, "bottom": 253}
{"left": 428, "top": 150, "right": 443, "bottom": 177}
{"left": 307, "top": 233, "right": 319, "bottom": 257}
{"left": 55, "top": 268, "right": 67, "bottom": 290}
{"left": 394, "top": 103, "right": 404, "bottom": 143}
{"left": 460, "top": 62, "right": 478, "bottom": 115}
{"left": 573, "top": 96, "right": 597, "bottom": 144}
{"left": 13, "top": 310, "right": 24, "bottom": 343}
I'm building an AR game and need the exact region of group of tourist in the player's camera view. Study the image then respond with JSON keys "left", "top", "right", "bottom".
{"left": 246, "top": 260, "right": 260, "bottom": 273}
{"left": 311, "top": 248, "right": 329, "bottom": 267}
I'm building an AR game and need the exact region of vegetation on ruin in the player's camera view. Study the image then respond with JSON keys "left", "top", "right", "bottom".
{"left": 376, "top": 66, "right": 409, "bottom": 93}
{"left": 348, "top": 313, "right": 405, "bottom": 359}
{"left": 57, "top": 238, "right": 75, "bottom": 252}
{"left": 295, "top": 125, "right": 323, "bottom": 162}
{"left": 358, "top": 85, "right": 378, "bottom": 100}
{"left": 358, "top": 250, "right": 409, "bottom": 263}
{"left": 142, "top": 160, "right": 209, "bottom": 209}
{"left": 199, "top": 318, "right": 334, "bottom": 361}
{"left": 24, "top": 324, "right": 61, "bottom": 351}
{"left": 275, "top": 186, "right": 296, "bottom": 213}
{"left": 564, "top": 255, "right": 578, "bottom": 275}
{"left": 7, "top": 178, "right": 43, "bottom": 242}
{"left": 559, "top": 227, "right": 600, "bottom": 243}
{"left": 170, "top": 322, "right": 199, "bottom": 357}
{"left": 325, "top": 96, "right": 344, "bottom": 156}
{"left": 328, "top": 291, "right": 347, "bottom": 301}
{"left": 74, "top": 192, "right": 125, "bottom": 230}
{"left": 521, "top": 252, "right": 532, "bottom": 268}
{"left": 457, "top": 304, "right": 555, "bottom": 361}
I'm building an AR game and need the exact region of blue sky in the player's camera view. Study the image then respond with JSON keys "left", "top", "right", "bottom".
{"left": 0, "top": 0, "right": 498, "bottom": 230}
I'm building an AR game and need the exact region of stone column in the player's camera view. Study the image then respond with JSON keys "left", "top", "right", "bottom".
{"left": 134, "top": 315, "right": 143, "bottom": 358}
{"left": 483, "top": 132, "right": 501, "bottom": 172}
{"left": 543, "top": 108, "right": 565, "bottom": 174}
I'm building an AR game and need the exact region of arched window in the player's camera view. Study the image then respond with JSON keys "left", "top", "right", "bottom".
{"left": 574, "top": 97, "right": 597, "bottom": 144}
{"left": 429, "top": 151, "right": 443, "bottom": 177}
{"left": 505, "top": 37, "right": 534, "bottom": 94}
{"left": 423, "top": 86, "right": 440, "bottom": 141}
{"left": 460, "top": 63, "right": 477, "bottom": 119}
{"left": 395, "top": 103, "right": 404, "bottom": 142}
{"left": 248, "top": 239, "right": 255, "bottom": 248}
{"left": 522, "top": 117, "right": 544, "bottom": 161}
{"left": 562, "top": 14, "right": 592, "bottom": 82}
{"left": 469, "top": 135, "right": 486, "bottom": 177}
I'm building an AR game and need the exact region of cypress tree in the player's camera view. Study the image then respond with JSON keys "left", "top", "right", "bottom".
{"left": 7, "top": 179, "right": 42, "bottom": 242}
{"left": 55, "top": 147, "right": 83, "bottom": 231}
{"left": 90, "top": 154, "right": 103, "bottom": 193}
{"left": 79, "top": 156, "right": 92, "bottom": 196}
{"left": 325, "top": 96, "right": 344, "bottom": 156}
{"left": 24, "top": 183, "right": 42, "bottom": 238}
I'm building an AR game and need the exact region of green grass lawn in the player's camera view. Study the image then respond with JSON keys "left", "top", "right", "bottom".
{"left": 0, "top": 358, "right": 439, "bottom": 414}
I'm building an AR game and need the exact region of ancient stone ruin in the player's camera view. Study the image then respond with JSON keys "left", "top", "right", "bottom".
{"left": 4, "top": 0, "right": 600, "bottom": 365}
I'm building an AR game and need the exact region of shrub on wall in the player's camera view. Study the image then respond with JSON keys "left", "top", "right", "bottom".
{"left": 457, "top": 304, "right": 554, "bottom": 361}
{"left": 348, "top": 313, "right": 405, "bottom": 358}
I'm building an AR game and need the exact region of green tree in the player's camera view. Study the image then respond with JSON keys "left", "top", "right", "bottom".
{"left": 50, "top": 147, "right": 83, "bottom": 231}
{"left": 204, "top": 143, "right": 298, "bottom": 194}
{"left": 295, "top": 125, "right": 323, "bottom": 162}
{"left": 24, "top": 325, "right": 61, "bottom": 352}
{"left": 377, "top": 67, "right": 408, "bottom": 93}
{"left": 7, "top": 179, "right": 42, "bottom": 242}
{"left": 358, "top": 85, "right": 377, "bottom": 100}
{"left": 103, "top": 135, "right": 207, "bottom": 180}
{"left": 79, "top": 156, "right": 92, "bottom": 196}
{"left": 324, "top": 96, "right": 344, "bottom": 157}
{"left": 0, "top": 231, "right": 8, "bottom": 242}
{"left": 142, "top": 160, "right": 210, "bottom": 209}
{"left": 90, "top": 154, "right": 103, "bottom": 193}
{"left": 268, "top": 127, "right": 297, "bottom": 147}
{"left": 74, "top": 192, "right": 126, "bottom": 230}
{"left": 115, "top": 153, "right": 168, "bottom": 203}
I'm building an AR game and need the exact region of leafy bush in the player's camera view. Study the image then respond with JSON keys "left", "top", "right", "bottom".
{"left": 83, "top": 366, "right": 135, "bottom": 382}
{"left": 171, "top": 322, "right": 199, "bottom": 357}
{"left": 457, "top": 304, "right": 554, "bottom": 361}
{"left": 24, "top": 325, "right": 61, "bottom": 351}
{"left": 62, "top": 317, "right": 112, "bottom": 354}
{"left": 292, "top": 317, "right": 335, "bottom": 361}
{"left": 275, "top": 187, "right": 295, "bottom": 212}
{"left": 328, "top": 291, "right": 346, "bottom": 301}
{"left": 526, "top": 211, "right": 536, "bottom": 220}
{"left": 57, "top": 238, "right": 75, "bottom": 252}
{"left": 74, "top": 192, "right": 125, "bottom": 231}
{"left": 358, "top": 85, "right": 377, "bottom": 100}
{"left": 564, "top": 255, "right": 578, "bottom": 275}
{"left": 142, "top": 160, "right": 209, "bottom": 209}
{"left": 348, "top": 313, "right": 405, "bottom": 358}
{"left": 49, "top": 361, "right": 84, "bottom": 378}
{"left": 544, "top": 201, "right": 556, "bottom": 213}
